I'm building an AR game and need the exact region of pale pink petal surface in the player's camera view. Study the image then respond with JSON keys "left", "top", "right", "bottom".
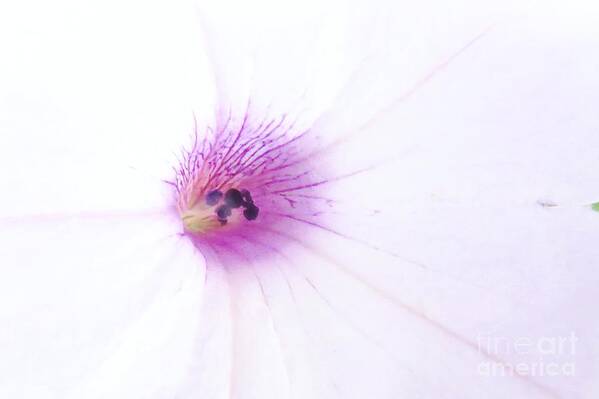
{"left": 0, "top": 0, "right": 598, "bottom": 398}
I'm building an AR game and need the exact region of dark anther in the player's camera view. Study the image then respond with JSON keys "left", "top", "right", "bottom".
{"left": 205, "top": 190, "right": 223, "bottom": 206}
{"left": 216, "top": 205, "right": 232, "bottom": 219}
{"left": 224, "top": 189, "right": 244, "bottom": 208}
{"left": 218, "top": 219, "right": 228, "bottom": 226}
{"left": 240, "top": 189, "right": 253, "bottom": 204}
{"left": 243, "top": 203, "right": 259, "bottom": 221}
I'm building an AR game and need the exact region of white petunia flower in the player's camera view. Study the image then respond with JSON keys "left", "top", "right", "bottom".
{"left": 1, "top": 0, "right": 599, "bottom": 398}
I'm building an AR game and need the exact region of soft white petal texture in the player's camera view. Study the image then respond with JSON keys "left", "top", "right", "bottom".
{"left": 1, "top": 0, "right": 599, "bottom": 398}
{"left": 0, "top": 214, "right": 205, "bottom": 398}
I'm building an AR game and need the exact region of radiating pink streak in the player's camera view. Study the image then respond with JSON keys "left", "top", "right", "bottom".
{"left": 257, "top": 226, "right": 562, "bottom": 399}
{"left": 0, "top": 208, "right": 172, "bottom": 225}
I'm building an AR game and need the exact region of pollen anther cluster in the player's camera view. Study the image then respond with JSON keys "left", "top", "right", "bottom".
{"left": 209, "top": 188, "right": 259, "bottom": 226}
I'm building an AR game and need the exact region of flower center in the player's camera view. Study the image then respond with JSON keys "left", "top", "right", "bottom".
{"left": 180, "top": 188, "right": 259, "bottom": 234}
{"left": 172, "top": 111, "right": 326, "bottom": 261}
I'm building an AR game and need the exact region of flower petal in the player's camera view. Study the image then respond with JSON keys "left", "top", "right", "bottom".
{"left": 188, "top": 1, "right": 599, "bottom": 397}
{"left": 1, "top": 0, "right": 599, "bottom": 398}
